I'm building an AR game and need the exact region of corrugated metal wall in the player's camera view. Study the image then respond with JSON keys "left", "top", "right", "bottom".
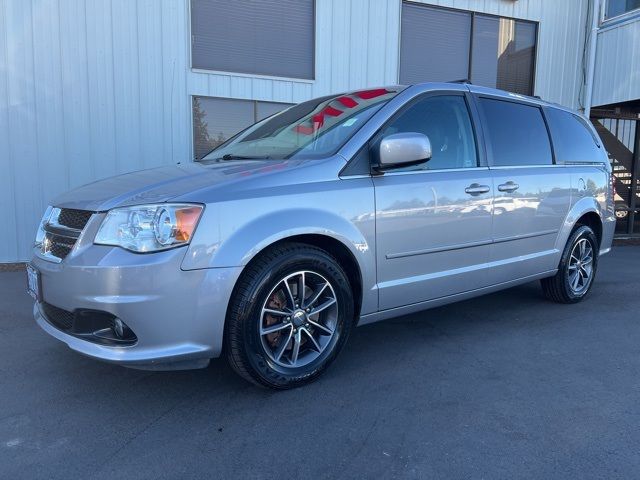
{"left": 592, "top": 18, "right": 640, "bottom": 107}
{"left": 1, "top": 0, "right": 589, "bottom": 262}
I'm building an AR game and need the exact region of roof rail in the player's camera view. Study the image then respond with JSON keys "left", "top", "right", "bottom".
{"left": 449, "top": 79, "right": 472, "bottom": 84}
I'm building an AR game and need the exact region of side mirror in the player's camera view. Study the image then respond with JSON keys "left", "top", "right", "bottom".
{"left": 377, "top": 132, "right": 432, "bottom": 170}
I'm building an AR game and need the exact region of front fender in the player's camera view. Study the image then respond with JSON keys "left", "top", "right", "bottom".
{"left": 182, "top": 180, "right": 378, "bottom": 314}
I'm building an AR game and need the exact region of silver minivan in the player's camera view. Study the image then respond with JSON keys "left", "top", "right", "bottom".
{"left": 29, "top": 82, "right": 615, "bottom": 388}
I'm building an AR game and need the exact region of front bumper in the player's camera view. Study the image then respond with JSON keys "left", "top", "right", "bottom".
{"left": 31, "top": 245, "right": 242, "bottom": 370}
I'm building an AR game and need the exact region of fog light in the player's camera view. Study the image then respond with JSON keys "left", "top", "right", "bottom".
{"left": 113, "top": 318, "right": 125, "bottom": 338}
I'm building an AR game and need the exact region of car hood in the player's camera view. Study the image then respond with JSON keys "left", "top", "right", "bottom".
{"left": 51, "top": 159, "right": 334, "bottom": 211}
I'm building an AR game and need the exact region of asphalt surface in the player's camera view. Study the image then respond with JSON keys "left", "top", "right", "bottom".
{"left": 1, "top": 247, "right": 639, "bottom": 479}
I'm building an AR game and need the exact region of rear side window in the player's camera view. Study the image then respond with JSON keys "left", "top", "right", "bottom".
{"left": 545, "top": 108, "right": 601, "bottom": 164}
{"left": 479, "top": 98, "right": 553, "bottom": 166}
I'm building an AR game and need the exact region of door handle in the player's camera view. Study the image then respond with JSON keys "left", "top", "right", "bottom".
{"left": 465, "top": 183, "right": 490, "bottom": 196}
{"left": 498, "top": 181, "right": 519, "bottom": 192}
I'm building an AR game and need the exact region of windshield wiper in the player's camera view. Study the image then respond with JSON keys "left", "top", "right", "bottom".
{"left": 220, "top": 154, "right": 273, "bottom": 161}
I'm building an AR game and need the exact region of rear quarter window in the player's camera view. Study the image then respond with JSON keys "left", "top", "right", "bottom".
{"left": 545, "top": 108, "right": 602, "bottom": 164}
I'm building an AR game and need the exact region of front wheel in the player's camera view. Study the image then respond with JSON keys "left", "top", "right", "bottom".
{"left": 541, "top": 225, "right": 599, "bottom": 304}
{"left": 225, "top": 242, "right": 354, "bottom": 389}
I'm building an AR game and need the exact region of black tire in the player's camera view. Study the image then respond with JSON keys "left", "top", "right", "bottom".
{"left": 541, "top": 225, "right": 599, "bottom": 304}
{"left": 224, "top": 242, "right": 355, "bottom": 389}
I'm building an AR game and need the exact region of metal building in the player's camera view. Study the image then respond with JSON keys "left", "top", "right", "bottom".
{"left": 1, "top": 0, "right": 638, "bottom": 263}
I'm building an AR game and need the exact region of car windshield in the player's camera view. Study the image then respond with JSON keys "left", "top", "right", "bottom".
{"left": 202, "top": 87, "right": 403, "bottom": 161}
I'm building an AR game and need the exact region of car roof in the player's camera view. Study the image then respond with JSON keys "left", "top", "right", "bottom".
{"left": 395, "top": 81, "right": 583, "bottom": 118}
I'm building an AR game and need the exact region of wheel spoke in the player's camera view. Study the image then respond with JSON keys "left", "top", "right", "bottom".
{"left": 261, "top": 322, "right": 292, "bottom": 336}
{"left": 290, "top": 331, "right": 302, "bottom": 365}
{"left": 282, "top": 279, "right": 296, "bottom": 309}
{"left": 302, "top": 328, "right": 322, "bottom": 352}
{"left": 274, "top": 329, "right": 293, "bottom": 362}
{"left": 570, "top": 271, "right": 580, "bottom": 290}
{"left": 297, "top": 272, "right": 306, "bottom": 305}
{"left": 311, "top": 297, "right": 336, "bottom": 315}
{"left": 308, "top": 319, "right": 333, "bottom": 335}
{"left": 263, "top": 308, "right": 290, "bottom": 317}
{"left": 304, "top": 281, "right": 328, "bottom": 309}
{"left": 568, "top": 264, "right": 578, "bottom": 271}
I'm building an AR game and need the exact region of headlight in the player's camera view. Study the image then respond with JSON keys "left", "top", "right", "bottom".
{"left": 95, "top": 204, "right": 203, "bottom": 253}
{"left": 35, "top": 206, "right": 54, "bottom": 248}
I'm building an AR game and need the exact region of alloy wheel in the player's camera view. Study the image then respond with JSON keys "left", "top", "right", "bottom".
{"left": 567, "top": 238, "right": 594, "bottom": 294}
{"left": 259, "top": 270, "right": 338, "bottom": 368}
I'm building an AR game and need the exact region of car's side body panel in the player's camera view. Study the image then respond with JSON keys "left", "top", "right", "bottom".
{"left": 487, "top": 165, "right": 573, "bottom": 283}
{"left": 373, "top": 168, "right": 494, "bottom": 309}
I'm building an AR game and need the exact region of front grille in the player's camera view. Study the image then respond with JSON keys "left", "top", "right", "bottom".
{"left": 57, "top": 208, "right": 93, "bottom": 230}
{"left": 40, "top": 208, "right": 93, "bottom": 261}
{"left": 47, "top": 234, "right": 74, "bottom": 259}
{"left": 41, "top": 302, "right": 74, "bottom": 331}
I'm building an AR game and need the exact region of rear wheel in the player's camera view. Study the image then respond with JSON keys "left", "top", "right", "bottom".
{"left": 541, "top": 225, "right": 599, "bottom": 304}
{"left": 225, "top": 242, "right": 354, "bottom": 389}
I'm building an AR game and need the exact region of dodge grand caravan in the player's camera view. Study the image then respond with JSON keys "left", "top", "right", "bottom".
{"left": 29, "top": 83, "right": 615, "bottom": 389}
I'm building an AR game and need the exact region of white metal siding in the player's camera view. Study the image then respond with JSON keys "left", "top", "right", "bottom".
{"left": 1, "top": 0, "right": 589, "bottom": 262}
{"left": 592, "top": 19, "right": 640, "bottom": 107}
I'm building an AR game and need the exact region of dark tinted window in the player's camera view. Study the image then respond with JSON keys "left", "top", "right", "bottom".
{"left": 399, "top": 2, "right": 537, "bottom": 96}
{"left": 192, "top": 97, "right": 292, "bottom": 160}
{"left": 376, "top": 95, "right": 477, "bottom": 171}
{"left": 605, "top": 0, "right": 640, "bottom": 19}
{"left": 480, "top": 98, "right": 552, "bottom": 166}
{"left": 471, "top": 15, "right": 537, "bottom": 95}
{"left": 545, "top": 108, "right": 601, "bottom": 164}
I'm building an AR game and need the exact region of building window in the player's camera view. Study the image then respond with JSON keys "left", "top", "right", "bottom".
{"left": 605, "top": 0, "right": 640, "bottom": 19}
{"left": 190, "top": 0, "right": 315, "bottom": 79}
{"left": 400, "top": 2, "right": 537, "bottom": 96}
{"left": 192, "top": 97, "right": 292, "bottom": 160}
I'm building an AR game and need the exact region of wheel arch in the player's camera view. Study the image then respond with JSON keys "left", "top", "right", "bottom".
{"left": 557, "top": 196, "right": 605, "bottom": 254}
{"left": 575, "top": 211, "right": 603, "bottom": 247}
{"left": 207, "top": 207, "right": 375, "bottom": 321}
{"left": 260, "top": 234, "right": 364, "bottom": 320}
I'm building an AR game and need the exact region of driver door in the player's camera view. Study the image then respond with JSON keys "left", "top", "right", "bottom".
{"left": 372, "top": 92, "right": 495, "bottom": 310}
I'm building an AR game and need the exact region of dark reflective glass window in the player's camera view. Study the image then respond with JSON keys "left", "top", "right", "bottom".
{"left": 545, "top": 108, "right": 601, "bottom": 164}
{"left": 376, "top": 95, "right": 478, "bottom": 171}
{"left": 605, "top": 0, "right": 640, "bottom": 19}
{"left": 192, "top": 97, "right": 291, "bottom": 160}
{"left": 400, "top": 2, "right": 537, "bottom": 96}
{"left": 480, "top": 98, "right": 552, "bottom": 166}
{"left": 471, "top": 15, "right": 536, "bottom": 95}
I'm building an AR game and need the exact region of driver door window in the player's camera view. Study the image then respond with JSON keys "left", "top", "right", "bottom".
{"left": 376, "top": 95, "right": 478, "bottom": 171}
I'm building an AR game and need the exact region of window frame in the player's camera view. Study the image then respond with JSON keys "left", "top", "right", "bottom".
{"left": 602, "top": 0, "right": 640, "bottom": 24}
{"left": 398, "top": 1, "right": 539, "bottom": 96}
{"left": 472, "top": 93, "right": 557, "bottom": 168}
{"left": 188, "top": 0, "right": 317, "bottom": 82}
{"left": 364, "top": 90, "right": 486, "bottom": 176}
